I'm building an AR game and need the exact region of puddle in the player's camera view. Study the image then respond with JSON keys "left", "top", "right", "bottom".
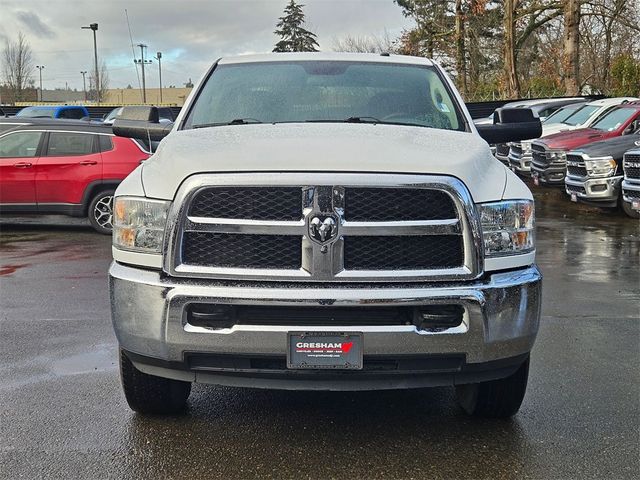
{"left": 50, "top": 345, "right": 117, "bottom": 376}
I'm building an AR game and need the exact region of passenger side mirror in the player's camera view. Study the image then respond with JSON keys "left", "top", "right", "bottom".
{"left": 112, "top": 106, "right": 173, "bottom": 141}
{"left": 476, "top": 108, "right": 542, "bottom": 145}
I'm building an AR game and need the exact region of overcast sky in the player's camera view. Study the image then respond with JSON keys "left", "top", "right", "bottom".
{"left": 0, "top": 0, "right": 414, "bottom": 91}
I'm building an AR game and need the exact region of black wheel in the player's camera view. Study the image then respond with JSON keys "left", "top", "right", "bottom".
{"left": 88, "top": 189, "right": 115, "bottom": 234}
{"left": 119, "top": 348, "right": 191, "bottom": 415}
{"left": 621, "top": 198, "right": 640, "bottom": 219}
{"left": 455, "top": 358, "right": 529, "bottom": 418}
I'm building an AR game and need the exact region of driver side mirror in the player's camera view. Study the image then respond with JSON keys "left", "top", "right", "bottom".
{"left": 112, "top": 106, "right": 173, "bottom": 141}
{"left": 476, "top": 108, "right": 542, "bottom": 145}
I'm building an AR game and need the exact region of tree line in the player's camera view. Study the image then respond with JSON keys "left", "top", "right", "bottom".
{"left": 274, "top": 0, "right": 640, "bottom": 100}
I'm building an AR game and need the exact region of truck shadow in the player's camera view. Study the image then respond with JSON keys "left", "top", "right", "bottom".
{"left": 123, "top": 386, "right": 533, "bottom": 479}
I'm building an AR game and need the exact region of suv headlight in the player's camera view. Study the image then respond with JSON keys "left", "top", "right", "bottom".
{"left": 585, "top": 157, "right": 616, "bottom": 177}
{"left": 479, "top": 200, "right": 535, "bottom": 257}
{"left": 113, "top": 197, "right": 170, "bottom": 253}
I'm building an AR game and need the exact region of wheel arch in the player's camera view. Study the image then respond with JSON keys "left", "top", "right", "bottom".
{"left": 80, "top": 179, "right": 121, "bottom": 217}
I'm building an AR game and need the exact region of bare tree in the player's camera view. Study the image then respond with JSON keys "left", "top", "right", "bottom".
{"left": 332, "top": 32, "right": 397, "bottom": 53}
{"left": 2, "top": 32, "right": 34, "bottom": 103}
{"left": 88, "top": 61, "right": 109, "bottom": 103}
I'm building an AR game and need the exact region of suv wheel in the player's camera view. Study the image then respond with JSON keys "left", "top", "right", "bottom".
{"left": 119, "top": 349, "right": 191, "bottom": 415}
{"left": 88, "top": 190, "right": 115, "bottom": 234}
{"left": 455, "top": 357, "right": 529, "bottom": 418}
{"left": 621, "top": 198, "right": 640, "bottom": 219}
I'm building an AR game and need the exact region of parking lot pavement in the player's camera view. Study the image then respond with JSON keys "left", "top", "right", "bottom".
{"left": 0, "top": 186, "right": 638, "bottom": 480}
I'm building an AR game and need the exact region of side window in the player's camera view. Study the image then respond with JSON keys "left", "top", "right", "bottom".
{"left": 0, "top": 131, "right": 43, "bottom": 158}
{"left": 58, "top": 109, "right": 85, "bottom": 120}
{"left": 46, "top": 132, "right": 96, "bottom": 156}
{"left": 99, "top": 135, "right": 114, "bottom": 152}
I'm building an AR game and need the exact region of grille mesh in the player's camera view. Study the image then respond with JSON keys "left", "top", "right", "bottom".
{"left": 182, "top": 232, "right": 301, "bottom": 269}
{"left": 623, "top": 189, "right": 640, "bottom": 200}
{"left": 344, "top": 236, "right": 463, "bottom": 270}
{"left": 566, "top": 184, "right": 586, "bottom": 195}
{"left": 511, "top": 144, "right": 523, "bottom": 156}
{"left": 624, "top": 155, "right": 640, "bottom": 179}
{"left": 189, "top": 187, "right": 302, "bottom": 220}
{"left": 344, "top": 188, "right": 456, "bottom": 221}
{"left": 495, "top": 144, "right": 510, "bottom": 156}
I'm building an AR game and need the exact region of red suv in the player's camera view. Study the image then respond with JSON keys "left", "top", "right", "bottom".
{"left": 531, "top": 101, "right": 640, "bottom": 185}
{"left": 0, "top": 122, "right": 150, "bottom": 233}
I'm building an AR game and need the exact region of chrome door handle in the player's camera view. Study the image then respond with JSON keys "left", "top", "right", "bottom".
{"left": 13, "top": 162, "right": 33, "bottom": 168}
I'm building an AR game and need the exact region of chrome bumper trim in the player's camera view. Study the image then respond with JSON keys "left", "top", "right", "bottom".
{"left": 565, "top": 175, "right": 622, "bottom": 201}
{"left": 110, "top": 262, "right": 542, "bottom": 371}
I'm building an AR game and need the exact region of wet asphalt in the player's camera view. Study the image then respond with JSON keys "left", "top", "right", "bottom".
{"left": 0, "top": 183, "right": 638, "bottom": 480}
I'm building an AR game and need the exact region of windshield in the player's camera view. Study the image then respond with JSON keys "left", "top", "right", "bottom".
{"left": 16, "top": 107, "right": 56, "bottom": 118}
{"left": 105, "top": 107, "right": 123, "bottom": 122}
{"left": 543, "top": 105, "right": 581, "bottom": 124}
{"left": 590, "top": 107, "right": 637, "bottom": 132}
{"left": 563, "top": 105, "right": 600, "bottom": 126}
{"left": 186, "top": 61, "right": 465, "bottom": 131}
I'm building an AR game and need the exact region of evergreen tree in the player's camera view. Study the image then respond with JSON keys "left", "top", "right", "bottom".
{"left": 273, "top": 0, "right": 319, "bottom": 52}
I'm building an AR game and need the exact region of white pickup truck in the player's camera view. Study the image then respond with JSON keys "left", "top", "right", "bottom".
{"left": 110, "top": 53, "right": 542, "bottom": 418}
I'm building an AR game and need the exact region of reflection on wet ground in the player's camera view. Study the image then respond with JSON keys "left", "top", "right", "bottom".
{"left": 0, "top": 185, "right": 638, "bottom": 479}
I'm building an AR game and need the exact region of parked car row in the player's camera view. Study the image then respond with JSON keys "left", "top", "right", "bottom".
{"left": 0, "top": 117, "right": 151, "bottom": 233}
{"left": 492, "top": 98, "right": 640, "bottom": 218}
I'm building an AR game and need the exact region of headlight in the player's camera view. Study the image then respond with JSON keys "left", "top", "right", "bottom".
{"left": 585, "top": 157, "right": 616, "bottom": 177}
{"left": 479, "top": 200, "right": 535, "bottom": 257}
{"left": 113, "top": 197, "right": 170, "bottom": 253}
{"left": 548, "top": 150, "right": 566, "bottom": 162}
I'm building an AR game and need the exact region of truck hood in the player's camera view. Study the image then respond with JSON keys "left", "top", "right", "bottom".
{"left": 538, "top": 127, "right": 610, "bottom": 150}
{"left": 572, "top": 133, "right": 640, "bottom": 161}
{"left": 541, "top": 122, "right": 579, "bottom": 136}
{"left": 141, "top": 123, "right": 507, "bottom": 203}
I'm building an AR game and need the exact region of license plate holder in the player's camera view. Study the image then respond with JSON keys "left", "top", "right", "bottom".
{"left": 533, "top": 175, "right": 539, "bottom": 186}
{"left": 287, "top": 332, "right": 363, "bottom": 370}
{"left": 633, "top": 200, "right": 640, "bottom": 211}
{"left": 571, "top": 193, "right": 577, "bottom": 202}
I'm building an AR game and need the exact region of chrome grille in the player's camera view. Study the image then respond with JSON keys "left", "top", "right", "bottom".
{"left": 495, "top": 144, "right": 509, "bottom": 156}
{"left": 165, "top": 173, "right": 482, "bottom": 282}
{"left": 510, "top": 144, "right": 523, "bottom": 156}
{"left": 344, "top": 188, "right": 456, "bottom": 221}
{"left": 624, "top": 153, "right": 640, "bottom": 179}
{"left": 566, "top": 154, "right": 587, "bottom": 177}
{"left": 344, "top": 236, "right": 463, "bottom": 270}
{"left": 623, "top": 189, "right": 640, "bottom": 200}
{"left": 531, "top": 144, "right": 549, "bottom": 168}
{"left": 182, "top": 233, "right": 302, "bottom": 269}
{"left": 189, "top": 187, "right": 302, "bottom": 220}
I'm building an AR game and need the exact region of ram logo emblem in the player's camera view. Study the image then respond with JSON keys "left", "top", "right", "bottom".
{"left": 307, "top": 215, "right": 339, "bottom": 245}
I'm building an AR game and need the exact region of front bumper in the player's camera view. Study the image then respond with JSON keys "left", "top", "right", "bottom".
{"left": 508, "top": 151, "right": 532, "bottom": 173}
{"left": 622, "top": 179, "right": 640, "bottom": 206}
{"left": 531, "top": 164, "right": 566, "bottom": 185}
{"left": 565, "top": 175, "right": 622, "bottom": 207}
{"left": 110, "top": 262, "right": 542, "bottom": 390}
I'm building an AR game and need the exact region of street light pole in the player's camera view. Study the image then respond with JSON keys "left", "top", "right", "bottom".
{"left": 81, "top": 23, "right": 99, "bottom": 104}
{"left": 80, "top": 71, "right": 87, "bottom": 101}
{"left": 36, "top": 65, "right": 44, "bottom": 102}
{"left": 154, "top": 51, "right": 163, "bottom": 104}
{"left": 134, "top": 44, "right": 152, "bottom": 104}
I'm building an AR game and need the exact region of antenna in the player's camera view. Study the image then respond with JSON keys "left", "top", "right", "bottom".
{"left": 125, "top": 9, "right": 143, "bottom": 99}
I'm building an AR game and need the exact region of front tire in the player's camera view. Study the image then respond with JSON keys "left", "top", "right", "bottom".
{"left": 621, "top": 198, "right": 640, "bottom": 219}
{"left": 88, "top": 189, "right": 115, "bottom": 234}
{"left": 119, "top": 349, "right": 191, "bottom": 415}
{"left": 455, "top": 357, "right": 529, "bottom": 418}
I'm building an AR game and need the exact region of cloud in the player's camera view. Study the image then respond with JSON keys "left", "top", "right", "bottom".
{"left": 0, "top": 0, "right": 413, "bottom": 90}
{"left": 15, "top": 11, "right": 56, "bottom": 39}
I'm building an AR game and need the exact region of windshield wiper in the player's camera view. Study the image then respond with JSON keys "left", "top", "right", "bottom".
{"left": 306, "top": 117, "right": 428, "bottom": 128}
{"left": 193, "top": 118, "right": 262, "bottom": 129}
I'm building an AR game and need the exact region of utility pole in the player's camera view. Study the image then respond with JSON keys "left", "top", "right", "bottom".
{"left": 81, "top": 23, "right": 100, "bottom": 104}
{"left": 154, "top": 51, "right": 163, "bottom": 104}
{"left": 80, "top": 71, "right": 87, "bottom": 101}
{"left": 36, "top": 65, "right": 44, "bottom": 102}
{"left": 134, "top": 44, "right": 152, "bottom": 104}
